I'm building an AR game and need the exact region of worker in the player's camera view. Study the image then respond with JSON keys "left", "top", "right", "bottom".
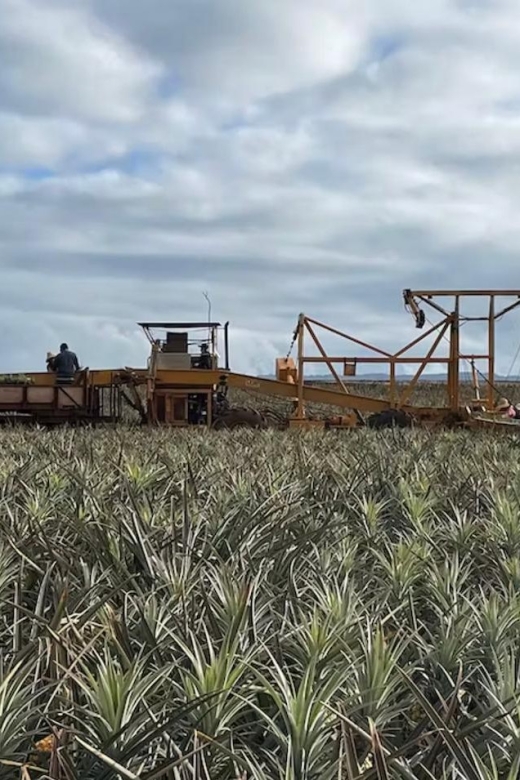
{"left": 198, "top": 343, "right": 212, "bottom": 369}
{"left": 50, "top": 343, "right": 80, "bottom": 384}
{"left": 495, "top": 398, "right": 520, "bottom": 420}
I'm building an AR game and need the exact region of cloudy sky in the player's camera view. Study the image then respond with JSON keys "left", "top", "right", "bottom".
{"left": 2, "top": 0, "right": 520, "bottom": 376}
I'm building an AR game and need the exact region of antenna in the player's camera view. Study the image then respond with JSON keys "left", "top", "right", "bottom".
{"left": 202, "top": 291, "right": 212, "bottom": 347}
{"left": 203, "top": 291, "right": 211, "bottom": 324}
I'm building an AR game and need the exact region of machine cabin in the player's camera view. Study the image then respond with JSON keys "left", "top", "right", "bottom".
{"left": 139, "top": 321, "right": 230, "bottom": 426}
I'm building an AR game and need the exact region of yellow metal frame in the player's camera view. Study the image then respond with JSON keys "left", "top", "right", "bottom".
{"left": 286, "top": 290, "right": 520, "bottom": 424}
{"left": 404, "top": 290, "right": 520, "bottom": 411}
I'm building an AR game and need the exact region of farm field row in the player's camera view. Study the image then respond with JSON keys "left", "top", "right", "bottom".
{"left": 1, "top": 425, "right": 520, "bottom": 778}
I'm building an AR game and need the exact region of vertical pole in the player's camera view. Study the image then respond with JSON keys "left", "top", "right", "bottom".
{"left": 471, "top": 360, "right": 481, "bottom": 404}
{"left": 203, "top": 291, "right": 211, "bottom": 346}
{"left": 224, "top": 322, "right": 230, "bottom": 370}
{"left": 446, "top": 314, "right": 453, "bottom": 408}
{"left": 488, "top": 295, "right": 495, "bottom": 410}
{"left": 389, "top": 360, "right": 396, "bottom": 406}
{"left": 147, "top": 341, "right": 158, "bottom": 424}
{"left": 296, "top": 314, "right": 305, "bottom": 419}
{"left": 207, "top": 390, "right": 212, "bottom": 428}
{"left": 447, "top": 310, "right": 460, "bottom": 411}
{"left": 452, "top": 296, "right": 460, "bottom": 410}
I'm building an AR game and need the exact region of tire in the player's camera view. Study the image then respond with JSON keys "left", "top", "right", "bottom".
{"left": 212, "top": 408, "right": 267, "bottom": 430}
{"left": 366, "top": 409, "right": 413, "bottom": 429}
{"left": 258, "top": 408, "right": 288, "bottom": 429}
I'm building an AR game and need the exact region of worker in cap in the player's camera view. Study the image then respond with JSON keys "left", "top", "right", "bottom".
{"left": 198, "top": 343, "right": 212, "bottom": 369}
{"left": 495, "top": 398, "right": 520, "bottom": 419}
{"left": 50, "top": 343, "right": 80, "bottom": 384}
{"left": 46, "top": 352, "right": 56, "bottom": 372}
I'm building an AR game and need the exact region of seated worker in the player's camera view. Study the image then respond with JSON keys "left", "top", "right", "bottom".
{"left": 495, "top": 398, "right": 520, "bottom": 419}
{"left": 46, "top": 352, "right": 56, "bottom": 372}
{"left": 49, "top": 343, "right": 80, "bottom": 384}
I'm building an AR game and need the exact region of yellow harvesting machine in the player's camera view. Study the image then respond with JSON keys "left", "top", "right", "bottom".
{"left": 0, "top": 288, "right": 519, "bottom": 430}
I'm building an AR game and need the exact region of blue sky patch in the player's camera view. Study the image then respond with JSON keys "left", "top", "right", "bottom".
{"left": 368, "top": 34, "right": 405, "bottom": 65}
{"left": 21, "top": 166, "right": 56, "bottom": 180}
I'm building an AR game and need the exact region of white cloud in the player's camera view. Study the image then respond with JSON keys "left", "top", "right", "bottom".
{"left": 1, "top": 0, "right": 520, "bottom": 379}
{"left": 232, "top": 125, "right": 315, "bottom": 176}
{"left": 0, "top": 113, "right": 131, "bottom": 168}
{"left": 89, "top": 0, "right": 369, "bottom": 101}
{"left": 1, "top": 0, "right": 161, "bottom": 121}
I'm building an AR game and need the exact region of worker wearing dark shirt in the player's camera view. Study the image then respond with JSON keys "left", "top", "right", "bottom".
{"left": 52, "top": 343, "right": 80, "bottom": 383}
{"left": 198, "top": 343, "right": 212, "bottom": 369}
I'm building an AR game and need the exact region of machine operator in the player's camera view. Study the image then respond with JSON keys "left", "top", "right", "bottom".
{"left": 196, "top": 343, "right": 212, "bottom": 369}
{"left": 46, "top": 343, "right": 80, "bottom": 383}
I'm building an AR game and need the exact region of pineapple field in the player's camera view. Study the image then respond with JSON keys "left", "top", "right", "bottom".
{"left": 2, "top": 419, "right": 520, "bottom": 779}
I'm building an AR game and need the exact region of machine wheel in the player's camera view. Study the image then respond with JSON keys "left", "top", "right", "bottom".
{"left": 212, "top": 408, "right": 267, "bottom": 430}
{"left": 366, "top": 409, "right": 413, "bottom": 429}
{"left": 258, "top": 408, "right": 289, "bottom": 429}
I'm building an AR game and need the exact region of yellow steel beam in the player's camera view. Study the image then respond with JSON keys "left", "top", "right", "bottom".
{"left": 18, "top": 370, "right": 131, "bottom": 387}
{"left": 301, "top": 356, "right": 488, "bottom": 363}
{"left": 11, "top": 368, "right": 444, "bottom": 418}
{"left": 409, "top": 290, "right": 520, "bottom": 297}
{"left": 222, "top": 371, "right": 439, "bottom": 417}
